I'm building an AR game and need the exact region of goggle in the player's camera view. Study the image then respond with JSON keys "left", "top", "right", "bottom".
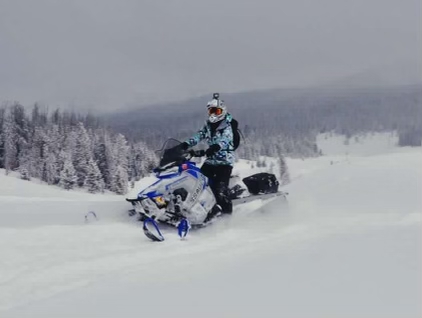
{"left": 208, "top": 107, "right": 223, "bottom": 116}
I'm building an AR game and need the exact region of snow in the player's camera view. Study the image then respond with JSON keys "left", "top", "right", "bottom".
{"left": 0, "top": 140, "right": 421, "bottom": 317}
{"left": 317, "top": 131, "right": 399, "bottom": 156}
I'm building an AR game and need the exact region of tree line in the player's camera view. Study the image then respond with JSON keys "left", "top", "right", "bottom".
{"left": 0, "top": 103, "right": 157, "bottom": 194}
{"left": 107, "top": 85, "right": 422, "bottom": 160}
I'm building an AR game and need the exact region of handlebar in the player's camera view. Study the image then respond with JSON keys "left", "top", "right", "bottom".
{"left": 154, "top": 149, "right": 205, "bottom": 173}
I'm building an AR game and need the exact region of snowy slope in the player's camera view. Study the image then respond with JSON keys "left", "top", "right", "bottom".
{"left": 1, "top": 147, "right": 421, "bottom": 317}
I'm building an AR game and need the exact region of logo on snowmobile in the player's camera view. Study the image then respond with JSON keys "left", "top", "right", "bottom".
{"left": 189, "top": 178, "right": 205, "bottom": 204}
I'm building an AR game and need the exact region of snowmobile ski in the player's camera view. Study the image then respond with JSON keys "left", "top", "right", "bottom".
{"left": 177, "top": 218, "right": 190, "bottom": 238}
{"left": 142, "top": 217, "right": 190, "bottom": 242}
{"left": 143, "top": 217, "right": 165, "bottom": 242}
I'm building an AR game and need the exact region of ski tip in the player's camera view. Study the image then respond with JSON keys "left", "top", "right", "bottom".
{"left": 143, "top": 217, "right": 165, "bottom": 242}
{"left": 177, "top": 218, "right": 191, "bottom": 239}
{"left": 84, "top": 211, "right": 98, "bottom": 223}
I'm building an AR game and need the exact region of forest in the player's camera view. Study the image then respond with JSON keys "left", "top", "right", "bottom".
{"left": 107, "top": 85, "right": 422, "bottom": 159}
{"left": 0, "top": 104, "right": 156, "bottom": 194}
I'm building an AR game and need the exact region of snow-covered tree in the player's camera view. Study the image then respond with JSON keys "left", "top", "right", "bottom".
{"left": 11, "top": 103, "right": 30, "bottom": 161}
{"left": 3, "top": 113, "right": 18, "bottom": 174}
{"left": 43, "top": 152, "right": 57, "bottom": 185}
{"left": 18, "top": 147, "right": 32, "bottom": 180}
{"left": 93, "top": 132, "right": 114, "bottom": 189}
{"left": 111, "top": 165, "right": 128, "bottom": 195}
{"left": 72, "top": 122, "right": 92, "bottom": 187}
{"left": 0, "top": 107, "right": 5, "bottom": 168}
{"left": 279, "top": 155, "right": 290, "bottom": 186}
{"left": 108, "top": 133, "right": 129, "bottom": 193}
{"left": 59, "top": 154, "right": 77, "bottom": 190}
{"left": 84, "top": 158, "right": 105, "bottom": 193}
{"left": 129, "top": 140, "right": 157, "bottom": 181}
{"left": 0, "top": 103, "right": 157, "bottom": 194}
{"left": 29, "top": 127, "right": 45, "bottom": 179}
{"left": 113, "top": 133, "right": 129, "bottom": 170}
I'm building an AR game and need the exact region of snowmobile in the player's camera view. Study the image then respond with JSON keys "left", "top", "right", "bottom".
{"left": 126, "top": 139, "right": 287, "bottom": 241}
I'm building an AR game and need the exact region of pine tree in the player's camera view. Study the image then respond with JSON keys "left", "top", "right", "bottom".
{"left": 72, "top": 122, "right": 92, "bottom": 187}
{"left": 103, "top": 133, "right": 116, "bottom": 189}
{"left": 30, "top": 127, "right": 45, "bottom": 179}
{"left": 111, "top": 165, "right": 128, "bottom": 195}
{"left": 129, "top": 141, "right": 158, "bottom": 181}
{"left": 59, "top": 154, "right": 77, "bottom": 190}
{"left": 93, "top": 135, "right": 105, "bottom": 170}
{"left": 3, "top": 113, "right": 18, "bottom": 174}
{"left": 19, "top": 166, "right": 31, "bottom": 180}
{"left": 108, "top": 134, "right": 129, "bottom": 193}
{"left": 47, "top": 125, "right": 63, "bottom": 184}
{"left": 84, "top": 158, "right": 105, "bottom": 193}
{"left": 279, "top": 155, "right": 290, "bottom": 186}
{"left": 11, "top": 103, "right": 30, "bottom": 164}
{"left": 43, "top": 152, "right": 57, "bottom": 184}
{"left": 113, "top": 133, "right": 129, "bottom": 170}
{"left": 0, "top": 107, "right": 5, "bottom": 168}
{"left": 18, "top": 147, "right": 32, "bottom": 180}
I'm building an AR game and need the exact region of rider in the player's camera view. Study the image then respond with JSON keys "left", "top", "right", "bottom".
{"left": 179, "top": 93, "right": 235, "bottom": 216}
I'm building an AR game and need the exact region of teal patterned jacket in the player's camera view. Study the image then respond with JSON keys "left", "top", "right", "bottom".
{"left": 185, "top": 114, "right": 235, "bottom": 166}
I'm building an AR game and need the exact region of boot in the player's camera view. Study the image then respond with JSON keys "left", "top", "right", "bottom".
{"left": 216, "top": 182, "right": 233, "bottom": 214}
{"left": 204, "top": 204, "right": 222, "bottom": 223}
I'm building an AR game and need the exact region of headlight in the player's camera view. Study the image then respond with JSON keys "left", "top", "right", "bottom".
{"left": 153, "top": 196, "right": 166, "bottom": 208}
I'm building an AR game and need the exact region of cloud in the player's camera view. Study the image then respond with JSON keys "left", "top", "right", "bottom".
{"left": 0, "top": 0, "right": 420, "bottom": 112}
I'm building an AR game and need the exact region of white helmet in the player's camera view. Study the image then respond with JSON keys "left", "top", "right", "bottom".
{"left": 207, "top": 93, "right": 227, "bottom": 123}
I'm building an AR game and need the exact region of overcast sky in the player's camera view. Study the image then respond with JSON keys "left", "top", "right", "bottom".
{"left": 0, "top": 0, "right": 421, "bottom": 112}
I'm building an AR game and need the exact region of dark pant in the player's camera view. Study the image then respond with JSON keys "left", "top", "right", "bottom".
{"left": 201, "top": 163, "right": 233, "bottom": 213}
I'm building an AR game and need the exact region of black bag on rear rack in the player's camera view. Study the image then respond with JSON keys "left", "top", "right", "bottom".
{"left": 242, "top": 173, "right": 279, "bottom": 195}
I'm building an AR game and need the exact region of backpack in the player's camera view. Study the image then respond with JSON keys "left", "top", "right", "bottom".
{"left": 231, "top": 118, "right": 242, "bottom": 150}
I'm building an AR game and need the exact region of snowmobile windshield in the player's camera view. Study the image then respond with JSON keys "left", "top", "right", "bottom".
{"left": 156, "top": 139, "right": 187, "bottom": 169}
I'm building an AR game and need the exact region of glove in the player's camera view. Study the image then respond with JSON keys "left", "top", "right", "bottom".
{"left": 205, "top": 144, "right": 221, "bottom": 157}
